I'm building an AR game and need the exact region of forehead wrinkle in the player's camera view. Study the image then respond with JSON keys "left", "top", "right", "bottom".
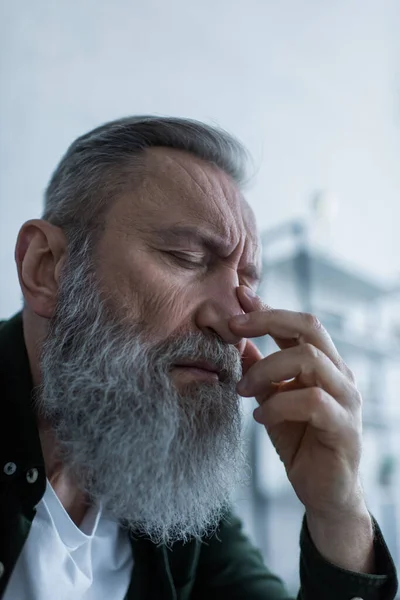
{"left": 113, "top": 147, "right": 257, "bottom": 263}
{"left": 241, "top": 200, "right": 260, "bottom": 248}
{"left": 161, "top": 152, "right": 242, "bottom": 246}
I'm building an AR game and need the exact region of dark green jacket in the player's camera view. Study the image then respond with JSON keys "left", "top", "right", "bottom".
{"left": 0, "top": 313, "right": 397, "bottom": 599}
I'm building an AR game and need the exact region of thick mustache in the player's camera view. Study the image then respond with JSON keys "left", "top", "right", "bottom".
{"left": 165, "top": 345, "right": 241, "bottom": 384}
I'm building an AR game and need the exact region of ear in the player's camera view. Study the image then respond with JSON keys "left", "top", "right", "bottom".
{"left": 15, "top": 220, "right": 67, "bottom": 319}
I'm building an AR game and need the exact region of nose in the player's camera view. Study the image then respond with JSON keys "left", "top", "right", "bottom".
{"left": 194, "top": 280, "right": 246, "bottom": 350}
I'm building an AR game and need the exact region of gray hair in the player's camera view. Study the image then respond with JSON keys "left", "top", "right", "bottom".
{"left": 43, "top": 116, "right": 250, "bottom": 244}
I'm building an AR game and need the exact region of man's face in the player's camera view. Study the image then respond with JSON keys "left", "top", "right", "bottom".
{"left": 96, "top": 147, "right": 261, "bottom": 372}
{"left": 39, "top": 148, "right": 261, "bottom": 544}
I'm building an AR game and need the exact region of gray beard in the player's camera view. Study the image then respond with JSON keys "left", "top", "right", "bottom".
{"left": 38, "top": 239, "right": 246, "bottom": 544}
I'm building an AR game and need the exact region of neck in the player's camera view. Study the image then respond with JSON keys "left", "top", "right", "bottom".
{"left": 38, "top": 419, "right": 90, "bottom": 526}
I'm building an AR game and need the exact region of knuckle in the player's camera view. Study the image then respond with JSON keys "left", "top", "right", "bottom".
{"left": 302, "top": 342, "right": 320, "bottom": 361}
{"left": 351, "top": 387, "right": 363, "bottom": 407}
{"left": 309, "top": 386, "right": 327, "bottom": 407}
{"left": 344, "top": 365, "right": 357, "bottom": 384}
{"left": 301, "top": 312, "right": 323, "bottom": 331}
{"left": 260, "top": 301, "right": 273, "bottom": 313}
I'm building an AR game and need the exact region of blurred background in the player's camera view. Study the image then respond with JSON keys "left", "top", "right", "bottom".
{"left": 1, "top": 0, "right": 400, "bottom": 594}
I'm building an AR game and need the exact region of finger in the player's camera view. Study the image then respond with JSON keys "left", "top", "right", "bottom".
{"left": 250, "top": 378, "right": 321, "bottom": 408}
{"left": 236, "top": 284, "right": 271, "bottom": 314}
{"left": 231, "top": 286, "right": 347, "bottom": 374}
{"left": 240, "top": 339, "right": 263, "bottom": 377}
{"left": 238, "top": 343, "right": 358, "bottom": 409}
{"left": 253, "top": 387, "right": 348, "bottom": 435}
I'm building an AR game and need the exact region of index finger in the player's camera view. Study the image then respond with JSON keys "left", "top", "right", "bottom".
{"left": 230, "top": 286, "right": 345, "bottom": 373}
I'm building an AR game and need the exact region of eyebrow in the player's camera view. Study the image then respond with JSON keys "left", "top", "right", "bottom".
{"left": 153, "top": 225, "right": 262, "bottom": 284}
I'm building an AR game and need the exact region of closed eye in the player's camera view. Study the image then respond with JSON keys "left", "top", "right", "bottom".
{"left": 166, "top": 251, "right": 207, "bottom": 267}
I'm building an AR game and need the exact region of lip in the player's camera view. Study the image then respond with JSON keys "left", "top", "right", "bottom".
{"left": 173, "top": 360, "right": 221, "bottom": 378}
{"left": 173, "top": 361, "right": 221, "bottom": 383}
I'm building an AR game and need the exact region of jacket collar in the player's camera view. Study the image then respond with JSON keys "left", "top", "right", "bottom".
{"left": 0, "top": 312, "right": 46, "bottom": 508}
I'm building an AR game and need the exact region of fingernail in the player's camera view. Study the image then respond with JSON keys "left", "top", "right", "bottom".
{"left": 232, "top": 314, "right": 249, "bottom": 325}
{"left": 236, "top": 377, "right": 249, "bottom": 395}
{"left": 253, "top": 406, "right": 263, "bottom": 422}
{"left": 243, "top": 287, "right": 256, "bottom": 299}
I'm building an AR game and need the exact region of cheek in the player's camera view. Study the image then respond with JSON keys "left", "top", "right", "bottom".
{"left": 112, "top": 262, "right": 196, "bottom": 338}
{"left": 96, "top": 241, "right": 197, "bottom": 337}
{"left": 138, "top": 282, "right": 195, "bottom": 339}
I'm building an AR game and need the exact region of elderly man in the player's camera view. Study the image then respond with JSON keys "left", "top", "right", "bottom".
{"left": 0, "top": 116, "right": 397, "bottom": 599}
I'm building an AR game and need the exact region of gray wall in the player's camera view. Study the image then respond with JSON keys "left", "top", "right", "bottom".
{"left": 1, "top": 0, "right": 400, "bottom": 317}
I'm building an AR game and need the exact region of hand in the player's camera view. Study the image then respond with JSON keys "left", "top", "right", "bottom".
{"left": 229, "top": 286, "right": 365, "bottom": 520}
